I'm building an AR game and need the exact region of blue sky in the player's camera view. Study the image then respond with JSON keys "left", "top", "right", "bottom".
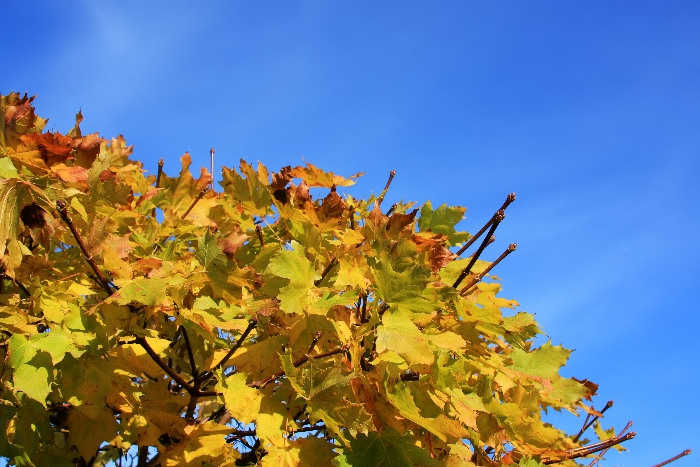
{"left": 4, "top": 1, "right": 699, "bottom": 464}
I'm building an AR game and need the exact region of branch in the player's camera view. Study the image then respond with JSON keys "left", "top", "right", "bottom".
{"left": 314, "top": 257, "right": 338, "bottom": 286}
{"left": 209, "top": 148, "right": 215, "bottom": 191}
{"left": 573, "top": 400, "right": 614, "bottom": 443}
{"left": 584, "top": 421, "right": 633, "bottom": 467}
{"left": 256, "top": 225, "right": 264, "bottom": 247}
{"left": 1, "top": 273, "right": 30, "bottom": 297}
{"left": 452, "top": 209, "right": 505, "bottom": 289}
{"left": 377, "top": 169, "right": 396, "bottom": 206}
{"left": 56, "top": 199, "right": 114, "bottom": 295}
{"left": 651, "top": 449, "right": 692, "bottom": 467}
{"left": 459, "top": 243, "right": 517, "bottom": 295}
{"left": 455, "top": 192, "right": 515, "bottom": 257}
{"left": 182, "top": 187, "right": 209, "bottom": 219}
{"left": 180, "top": 326, "right": 198, "bottom": 377}
{"left": 211, "top": 319, "right": 257, "bottom": 372}
{"left": 135, "top": 336, "right": 194, "bottom": 393}
{"left": 542, "top": 430, "right": 636, "bottom": 464}
{"left": 152, "top": 158, "right": 164, "bottom": 219}
{"left": 251, "top": 344, "right": 349, "bottom": 389}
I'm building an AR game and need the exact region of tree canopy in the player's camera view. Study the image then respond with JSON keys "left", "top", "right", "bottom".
{"left": 0, "top": 92, "right": 661, "bottom": 466}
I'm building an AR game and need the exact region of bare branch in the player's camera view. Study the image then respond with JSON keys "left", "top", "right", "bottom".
{"left": 651, "top": 449, "right": 692, "bottom": 467}
{"left": 452, "top": 209, "right": 505, "bottom": 289}
{"left": 459, "top": 243, "right": 517, "bottom": 295}
{"left": 456, "top": 192, "right": 515, "bottom": 257}
{"left": 56, "top": 199, "right": 113, "bottom": 295}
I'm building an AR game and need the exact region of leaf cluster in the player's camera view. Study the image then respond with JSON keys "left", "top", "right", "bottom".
{"left": 0, "top": 92, "right": 627, "bottom": 466}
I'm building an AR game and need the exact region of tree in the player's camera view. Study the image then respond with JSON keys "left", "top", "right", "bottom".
{"left": 0, "top": 92, "right": 689, "bottom": 466}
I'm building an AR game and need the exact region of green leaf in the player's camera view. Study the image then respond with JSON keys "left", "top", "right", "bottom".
{"left": 111, "top": 277, "right": 168, "bottom": 306}
{"left": 375, "top": 310, "right": 433, "bottom": 366}
{"left": 12, "top": 352, "right": 53, "bottom": 406}
{"left": 266, "top": 240, "right": 320, "bottom": 314}
{"left": 343, "top": 428, "right": 441, "bottom": 466}
{"left": 509, "top": 341, "right": 571, "bottom": 379}
{"left": 418, "top": 201, "right": 470, "bottom": 246}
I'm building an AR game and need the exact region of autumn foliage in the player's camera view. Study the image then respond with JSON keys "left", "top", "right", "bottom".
{"left": 0, "top": 92, "right": 635, "bottom": 466}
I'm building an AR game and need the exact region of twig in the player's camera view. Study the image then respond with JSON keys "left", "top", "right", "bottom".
{"left": 456, "top": 193, "right": 515, "bottom": 257}
{"left": 459, "top": 243, "right": 517, "bottom": 295}
{"left": 180, "top": 326, "right": 198, "bottom": 377}
{"left": 542, "top": 430, "right": 636, "bottom": 464}
{"left": 56, "top": 199, "right": 114, "bottom": 295}
{"left": 1, "top": 273, "right": 30, "bottom": 297}
{"left": 651, "top": 449, "right": 692, "bottom": 467}
{"left": 452, "top": 209, "right": 505, "bottom": 289}
{"left": 256, "top": 225, "right": 264, "bottom": 246}
{"left": 135, "top": 336, "right": 194, "bottom": 393}
{"left": 209, "top": 148, "right": 215, "bottom": 191}
{"left": 314, "top": 257, "right": 338, "bottom": 286}
{"left": 584, "top": 421, "right": 633, "bottom": 467}
{"left": 152, "top": 158, "right": 164, "bottom": 219}
{"left": 377, "top": 170, "right": 396, "bottom": 206}
{"left": 251, "top": 344, "right": 349, "bottom": 389}
{"left": 573, "top": 400, "right": 614, "bottom": 443}
{"left": 211, "top": 320, "right": 258, "bottom": 372}
{"left": 182, "top": 187, "right": 209, "bottom": 219}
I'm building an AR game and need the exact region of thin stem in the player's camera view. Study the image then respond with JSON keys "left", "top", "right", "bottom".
{"left": 360, "top": 293, "right": 368, "bottom": 323}
{"left": 651, "top": 449, "right": 692, "bottom": 467}
{"left": 182, "top": 188, "right": 209, "bottom": 219}
{"left": 251, "top": 344, "right": 349, "bottom": 389}
{"left": 573, "top": 400, "right": 614, "bottom": 443}
{"left": 307, "top": 331, "right": 323, "bottom": 354}
{"left": 212, "top": 320, "right": 257, "bottom": 372}
{"left": 452, "top": 209, "right": 505, "bottom": 289}
{"left": 585, "top": 421, "right": 633, "bottom": 467}
{"left": 314, "top": 257, "right": 338, "bottom": 286}
{"left": 152, "top": 158, "right": 164, "bottom": 218}
{"left": 542, "top": 431, "right": 636, "bottom": 464}
{"left": 56, "top": 199, "right": 113, "bottom": 295}
{"left": 209, "top": 148, "right": 215, "bottom": 191}
{"left": 459, "top": 243, "right": 517, "bottom": 295}
{"left": 456, "top": 192, "right": 515, "bottom": 257}
{"left": 377, "top": 170, "right": 396, "bottom": 206}
{"left": 1, "top": 273, "right": 30, "bottom": 297}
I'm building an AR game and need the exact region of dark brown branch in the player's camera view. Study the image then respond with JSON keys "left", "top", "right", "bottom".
{"left": 307, "top": 331, "right": 323, "bottom": 354}
{"left": 651, "top": 449, "right": 692, "bottom": 467}
{"left": 256, "top": 225, "right": 264, "bottom": 247}
{"left": 314, "top": 258, "right": 338, "bottom": 286}
{"left": 1, "top": 273, "right": 30, "bottom": 297}
{"left": 152, "top": 158, "right": 164, "bottom": 218}
{"left": 56, "top": 199, "right": 114, "bottom": 295}
{"left": 452, "top": 209, "right": 505, "bottom": 289}
{"left": 212, "top": 320, "right": 257, "bottom": 372}
{"left": 584, "top": 421, "right": 633, "bottom": 467}
{"left": 251, "top": 344, "right": 349, "bottom": 389}
{"left": 573, "top": 400, "right": 614, "bottom": 443}
{"left": 385, "top": 203, "right": 397, "bottom": 217}
{"left": 542, "top": 430, "right": 636, "bottom": 464}
{"left": 459, "top": 243, "right": 517, "bottom": 295}
{"left": 180, "top": 326, "right": 198, "bottom": 377}
{"left": 135, "top": 336, "right": 194, "bottom": 393}
{"left": 377, "top": 170, "right": 396, "bottom": 206}
{"left": 182, "top": 188, "right": 209, "bottom": 219}
{"left": 360, "top": 293, "right": 368, "bottom": 323}
{"left": 456, "top": 192, "right": 515, "bottom": 257}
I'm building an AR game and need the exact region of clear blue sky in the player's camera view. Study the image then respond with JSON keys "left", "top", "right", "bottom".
{"left": 4, "top": 1, "right": 699, "bottom": 464}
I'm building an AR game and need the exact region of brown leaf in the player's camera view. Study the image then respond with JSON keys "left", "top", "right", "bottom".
{"left": 413, "top": 233, "right": 456, "bottom": 271}
{"left": 21, "top": 132, "right": 75, "bottom": 165}
{"left": 386, "top": 208, "right": 418, "bottom": 235}
{"left": 318, "top": 186, "right": 346, "bottom": 220}
{"left": 51, "top": 163, "right": 88, "bottom": 185}
{"left": 221, "top": 231, "right": 248, "bottom": 258}
{"left": 271, "top": 165, "right": 293, "bottom": 191}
